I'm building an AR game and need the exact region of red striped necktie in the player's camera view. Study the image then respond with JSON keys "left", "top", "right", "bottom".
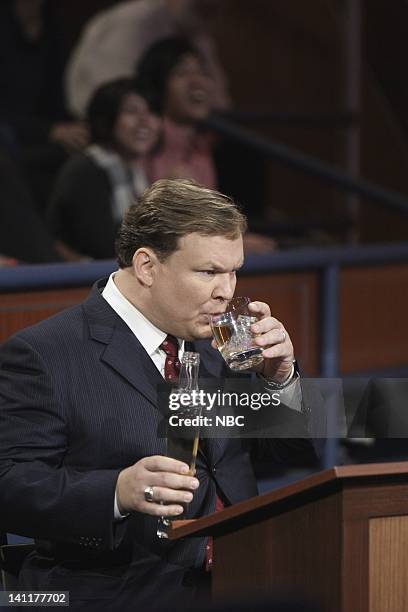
{"left": 160, "top": 334, "right": 181, "bottom": 381}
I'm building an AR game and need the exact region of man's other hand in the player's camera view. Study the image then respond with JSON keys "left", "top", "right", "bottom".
{"left": 116, "top": 455, "right": 199, "bottom": 516}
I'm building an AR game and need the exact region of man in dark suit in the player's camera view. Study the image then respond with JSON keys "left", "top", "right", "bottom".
{"left": 0, "top": 178, "right": 316, "bottom": 610}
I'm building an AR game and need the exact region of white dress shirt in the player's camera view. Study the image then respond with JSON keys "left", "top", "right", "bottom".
{"left": 102, "top": 272, "right": 184, "bottom": 376}
{"left": 102, "top": 272, "right": 184, "bottom": 518}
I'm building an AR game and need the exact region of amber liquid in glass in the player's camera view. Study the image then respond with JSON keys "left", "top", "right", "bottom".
{"left": 212, "top": 319, "right": 263, "bottom": 370}
{"left": 211, "top": 320, "right": 233, "bottom": 347}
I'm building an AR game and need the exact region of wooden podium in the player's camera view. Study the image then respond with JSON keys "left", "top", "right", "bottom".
{"left": 170, "top": 463, "right": 408, "bottom": 612}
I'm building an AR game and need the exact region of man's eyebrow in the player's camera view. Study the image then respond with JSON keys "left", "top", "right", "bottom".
{"left": 198, "top": 261, "right": 244, "bottom": 272}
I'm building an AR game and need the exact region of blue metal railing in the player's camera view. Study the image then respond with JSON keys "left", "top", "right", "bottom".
{"left": 2, "top": 242, "right": 408, "bottom": 378}
{"left": 0, "top": 259, "right": 117, "bottom": 292}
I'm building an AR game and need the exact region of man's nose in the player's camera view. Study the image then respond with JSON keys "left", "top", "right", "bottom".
{"left": 213, "top": 273, "right": 235, "bottom": 301}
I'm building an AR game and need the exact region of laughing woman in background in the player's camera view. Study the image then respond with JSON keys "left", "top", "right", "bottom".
{"left": 137, "top": 37, "right": 276, "bottom": 253}
{"left": 48, "top": 78, "right": 161, "bottom": 260}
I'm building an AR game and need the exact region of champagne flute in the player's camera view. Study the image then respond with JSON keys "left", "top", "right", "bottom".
{"left": 157, "top": 352, "right": 201, "bottom": 538}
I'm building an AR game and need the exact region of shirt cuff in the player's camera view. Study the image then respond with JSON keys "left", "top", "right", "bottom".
{"left": 114, "top": 490, "right": 129, "bottom": 521}
{"left": 259, "top": 361, "right": 297, "bottom": 389}
{"left": 258, "top": 361, "right": 302, "bottom": 412}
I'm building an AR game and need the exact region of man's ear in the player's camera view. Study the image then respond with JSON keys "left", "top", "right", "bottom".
{"left": 132, "top": 248, "right": 159, "bottom": 287}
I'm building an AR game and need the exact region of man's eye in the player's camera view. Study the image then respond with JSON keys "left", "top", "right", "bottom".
{"left": 199, "top": 270, "right": 216, "bottom": 276}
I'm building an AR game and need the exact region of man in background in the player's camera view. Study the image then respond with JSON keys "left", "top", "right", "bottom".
{"left": 66, "top": 0, "right": 230, "bottom": 118}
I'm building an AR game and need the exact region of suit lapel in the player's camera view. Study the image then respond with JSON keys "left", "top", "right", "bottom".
{"left": 82, "top": 283, "right": 227, "bottom": 425}
{"left": 101, "top": 326, "right": 163, "bottom": 408}
{"left": 83, "top": 280, "right": 163, "bottom": 409}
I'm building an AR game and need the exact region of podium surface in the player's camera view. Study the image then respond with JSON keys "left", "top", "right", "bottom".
{"left": 170, "top": 462, "right": 408, "bottom": 612}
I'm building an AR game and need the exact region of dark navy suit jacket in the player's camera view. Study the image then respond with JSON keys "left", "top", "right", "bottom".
{"left": 0, "top": 280, "right": 316, "bottom": 609}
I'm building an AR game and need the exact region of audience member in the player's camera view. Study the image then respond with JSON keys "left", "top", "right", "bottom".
{"left": 0, "top": 152, "right": 62, "bottom": 264}
{"left": 138, "top": 37, "right": 216, "bottom": 188}
{"left": 48, "top": 79, "right": 161, "bottom": 260}
{"left": 137, "top": 37, "right": 276, "bottom": 253}
{"left": 65, "top": 0, "right": 229, "bottom": 119}
{"left": 0, "top": 0, "right": 89, "bottom": 211}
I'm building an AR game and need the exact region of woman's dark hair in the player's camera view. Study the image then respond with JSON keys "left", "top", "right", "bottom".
{"left": 86, "top": 77, "right": 161, "bottom": 146}
{"left": 136, "top": 37, "right": 202, "bottom": 104}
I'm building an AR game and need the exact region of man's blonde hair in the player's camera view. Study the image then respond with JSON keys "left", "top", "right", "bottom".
{"left": 116, "top": 178, "right": 247, "bottom": 267}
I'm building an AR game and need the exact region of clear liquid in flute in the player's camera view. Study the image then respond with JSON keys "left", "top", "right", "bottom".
{"left": 166, "top": 429, "right": 200, "bottom": 475}
{"left": 157, "top": 352, "right": 201, "bottom": 539}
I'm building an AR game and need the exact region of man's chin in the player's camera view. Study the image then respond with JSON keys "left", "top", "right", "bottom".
{"left": 191, "top": 322, "right": 212, "bottom": 340}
